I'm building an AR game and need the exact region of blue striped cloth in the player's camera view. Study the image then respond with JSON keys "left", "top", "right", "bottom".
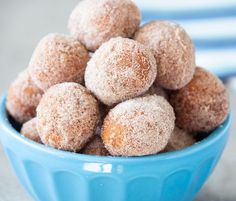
{"left": 135, "top": 0, "right": 236, "bottom": 78}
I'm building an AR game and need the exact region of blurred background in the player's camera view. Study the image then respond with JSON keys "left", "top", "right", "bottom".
{"left": 0, "top": 0, "right": 236, "bottom": 201}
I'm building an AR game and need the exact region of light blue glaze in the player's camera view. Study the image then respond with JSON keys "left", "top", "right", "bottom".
{"left": 0, "top": 95, "right": 231, "bottom": 201}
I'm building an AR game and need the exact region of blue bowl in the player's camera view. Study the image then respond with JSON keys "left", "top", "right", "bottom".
{"left": 0, "top": 95, "right": 231, "bottom": 201}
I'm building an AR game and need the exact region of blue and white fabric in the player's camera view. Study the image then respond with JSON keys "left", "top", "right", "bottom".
{"left": 135, "top": 0, "right": 236, "bottom": 78}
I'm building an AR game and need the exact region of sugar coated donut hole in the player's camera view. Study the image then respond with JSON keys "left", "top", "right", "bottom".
{"left": 82, "top": 135, "right": 110, "bottom": 156}
{"left": 37, "top": 82, "right": 99, "bottom": 151}
{"left": 164, "top": 127, "right": 196, "bottom": 152}
{"left": 68, "top": 0, "right": 141, "bottom": 51}
{"left": 101, "top": 95, "right": 175, "bottom": 156}
{"left": 85, "top": 37, "right": 157, "bottom": 106}
{"left": 20, "top": 117, "right": 41, "bottom": 143}
{"left": 145, "top": 82, "right": 168, "bottom": 100}
{"left": 134, "top": 21, "right": 195, "bottom": 90}
{"left": 29, "top": 33, "right": 89, "bottom": 91}
{"left": 170, "top": 67, "right": 229, "bottom": 132}
{"left": 6, "top": 71, "right": 43, "bottom": 124}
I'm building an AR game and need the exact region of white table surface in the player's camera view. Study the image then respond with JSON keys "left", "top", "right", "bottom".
{"left": 0, "top": 1, "right": 236, "bottom": 201}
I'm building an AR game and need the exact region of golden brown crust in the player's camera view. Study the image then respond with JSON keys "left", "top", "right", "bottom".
{"left": 20, "top": 118, "right": 41, "bottom": 143}
{"left": 102, "top": 120, "right": 126, "bottom": 149}
{"left": 85, "top": 37, "right": 157, "bottom": 106}
{"left": 6, "top": 71, "right": 43, "bottom": 123}
{"left": 82, "top": 135, "right": 110, "bottom": 156}
{"left": 144, "top": 82, "right": 168, "bottom": 100}
{"left": 68, "top": 0, "right": 141, "bottom": 51}
{"left": 37, "top": 82, "right": 99, "bottom": 152}
{"left": 170, "top": 67, "right": 229, "bottom": 132}
{"left": 101, "top": 95, "right": 175, "bottom": 156}
{"left": 134, "top": 21, "right": 195, "bottom": 90}
{"left": 29, "top": 33, "right": 89, "bottom": 91}
{"left": 164, "top": 127, "right": 196, "bottom": 152}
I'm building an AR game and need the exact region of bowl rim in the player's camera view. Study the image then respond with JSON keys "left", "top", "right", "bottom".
{"left": 0, "top": 94, "right": 231, "bottom": 163}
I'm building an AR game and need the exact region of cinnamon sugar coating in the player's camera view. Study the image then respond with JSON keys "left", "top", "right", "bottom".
{"left": 6, "top": 71, "right": 43, "bottom": 123}
{"left": 85, "top": 37, "right": 157, "bottom": 106}
{"left": 134, "top": 21, "right": 195, "bottom": 90}
{"left": 170, "top": 67, "right": 229, "bottom": 132}
{"left": 68, "top": 0, "right": 141, "bottom": 51}
{"left": 37, "top": 82, "right": 99, "bottom": 151}
{"left": 145, "top": 82, "right": 168, "bottom": 99}
{"left": 29, "top": 33, "right": 89, "bottom": 91}
{"left": 164, "top": 127, "right": 196, "bottom": 152}
{"left": 20, "top": 118, "right": 41, "bottom": 143}
{"left": 101, "top": 95, "right": 175, "bottom": 156}
{"left": 82, "top": 135, "right": 110, "bottom": 156}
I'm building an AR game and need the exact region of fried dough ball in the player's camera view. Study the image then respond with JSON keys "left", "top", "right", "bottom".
{"left": 164, "top": 127, "right": 196, "bottom": 152}
{"left": 134, "top": 21, "right": 195, "bottom": 90}
{"left": 20, "top": 117, "right": 41, "bottom": 143}
{"left": 145, "top": 83, "right": 168, "bottom": 99}
{"left": 170, "top": 67, "right": 229, "bottom": 132}
{"left": 68, "top": 0, "right": 141, "bottom": 51}
{"left": 101, "top": 95, "right": 175, "bottom": 156}
{"left": 37, "top": 82, "right": 99, "bottom": 151}
{"left": 85, "top": 37, "right": 157, "bottom": 106}
{"left": 82, "top": 135, "right": 110, "bottom": 156}
{"left": 6, "top": 71, "right": 43, "bottom": 123}
{"left": 29, "top": 33, "right": 89, "bottom": 91}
